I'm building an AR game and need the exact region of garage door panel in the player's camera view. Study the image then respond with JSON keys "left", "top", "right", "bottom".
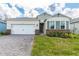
{"left": 11, "top": 25, "right": 35, "bottom": 34}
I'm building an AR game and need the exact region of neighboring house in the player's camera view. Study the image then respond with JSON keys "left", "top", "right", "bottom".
{"left": 70, "top": 18, "right": 79, "bottom": 34}
{"left": 0, "top": 20, "right": 6, "bottom": 32}
{"left": 6, "top": 13, "right": 71, "bottom": 35}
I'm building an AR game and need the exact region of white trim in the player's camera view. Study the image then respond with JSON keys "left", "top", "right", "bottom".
{"left": 44, "top": 22, "right": 46, "bottom": 34}
{"left": 69, "top": 21, "right": 70, "bottom": 29}
{"left": 54, "top": 21, "right": 56, "bottom": 29}
{"left": 65, "top": 21, "right": 66, "bottom": 30}
{"left": 60, "top": 21, "right": 61, "bottom": 30}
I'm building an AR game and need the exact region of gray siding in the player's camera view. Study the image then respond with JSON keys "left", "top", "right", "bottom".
{"left": 71, "top": 23, "right": 79, "bottom": 34}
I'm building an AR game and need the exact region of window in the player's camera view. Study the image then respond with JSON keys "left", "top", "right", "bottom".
{"left": 66, "top": 21, "right": 69, "bottom": 29}
{"left": 49, "top": 21, "right": 52, "bottom": 29}
{"left": 61, "top": 21, "right": 65, "bottom": 29}
{"left": 47, "top": 21, "right": 70, "bottom": 30}
{"left": 47, "top": 21, "right": 54, "bottom": 29}
{"left": 51, "top": 21, "right": 54, "bottom": 29}
{"left": 56, "top": 21, "right": 60, "bottom": 29}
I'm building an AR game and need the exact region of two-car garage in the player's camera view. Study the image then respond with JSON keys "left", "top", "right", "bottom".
{"left": 11, "top": 24, "right": 35, "bottom": 34}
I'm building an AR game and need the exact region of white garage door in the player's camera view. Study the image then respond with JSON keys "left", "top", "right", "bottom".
{"left": 11, "top": 24, "right": 35, "bottom": 34}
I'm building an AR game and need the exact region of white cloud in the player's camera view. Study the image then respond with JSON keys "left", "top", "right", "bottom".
{"left": 0, "top": 1, "right": 79, "bottom": 18}
{"left": 55, "top": 3, "right": 65, "bottom": 8}
{"left": 62, "top": 8, "right": 74, "bottom": 18}
{"left": 62, "top": 8, "right": 72, "bottom": 14}
{"left": 24, "top": 9, "right": 39, "bottom": 17}
{"left": 71, "top": 8, "right": 79, "bottom": 18}
{"left": 55, "top": 3, "right": 65, "bottom": 13}
{"left": 15, "top": 0, "right": 53, "bottom": 8}
{"left": 0, "top": 0, "right": 53, "bottom": 8}
{"left": 0, "top": 0, "right": 79, "bottom": 3}
{"left": 62, "top": 8, "right": 79, "bottom": 18}
{"left": 0, "top": 4, "right": 21, "bottom": 18}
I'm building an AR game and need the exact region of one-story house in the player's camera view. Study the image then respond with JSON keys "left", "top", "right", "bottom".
{"left": 70, "top": 17, "right": 79, "bottom": 34}
{"left": 0, "top": 20, "right": 6, "bottom": 32}
{"left": 6, "top": 13, "right": 72, "bottom": 35}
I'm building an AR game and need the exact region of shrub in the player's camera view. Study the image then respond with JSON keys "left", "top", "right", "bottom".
{"left": 0, "top": 32, "right": 5, "bottom": 35}
{"left": 0, "top": 31, "right": 10, "bottom": 35}
{"left": 47, "top": 31, "right": 70, "bottom": 38}
{"left": 69, "top": 33, "right": 79, "bottom": 39}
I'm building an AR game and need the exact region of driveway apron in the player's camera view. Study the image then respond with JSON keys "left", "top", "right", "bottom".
{"left": 0, "top": 35, "right": 34, "bottom": 56}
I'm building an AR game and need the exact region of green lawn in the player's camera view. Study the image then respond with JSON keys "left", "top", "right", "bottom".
{"left": 32, "top": 35, "right": 79, "bottom": 56}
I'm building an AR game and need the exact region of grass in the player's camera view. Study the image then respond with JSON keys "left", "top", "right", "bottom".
{"left": 32, "top": 35, "right": 79, "bottom": 56}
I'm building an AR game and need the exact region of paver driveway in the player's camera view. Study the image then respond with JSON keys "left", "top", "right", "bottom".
{"left": 0, "top": 35, "right": 34, "bottom": 56}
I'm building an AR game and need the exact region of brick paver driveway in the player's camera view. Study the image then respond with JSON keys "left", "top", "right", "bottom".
{"left": 0, "top": 35, "right": 34, "bottom": 56}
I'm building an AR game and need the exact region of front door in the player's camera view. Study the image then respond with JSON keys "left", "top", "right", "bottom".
{"left": 40, "top": 23, "right": 44, "bottom": 33}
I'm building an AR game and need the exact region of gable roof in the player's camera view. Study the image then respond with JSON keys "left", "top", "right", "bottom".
{"left": 37, "top": 12, "right": 53, "bottom": 17}
{"left": 37, "top": 12, "right": 72, "bottom": 19}
{"left": 36, "top": 12, "right": 52, "bottom": 18}
{"left": 52, "top": 13, "right": 72, "bottom": 19}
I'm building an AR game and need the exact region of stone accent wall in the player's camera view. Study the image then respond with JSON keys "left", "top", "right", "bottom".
{"left": 6, "top": 29, "right": 11, "bottom": 35}
{"left": 46, "top": 29, "right": 70, "bottom": 34}
{"left": 35, "top": 30, "right": 40, "bottom": 35}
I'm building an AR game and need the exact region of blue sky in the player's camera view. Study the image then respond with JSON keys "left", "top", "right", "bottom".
{"left": 65, "top": 3, "right": 79, "bottom": 9}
